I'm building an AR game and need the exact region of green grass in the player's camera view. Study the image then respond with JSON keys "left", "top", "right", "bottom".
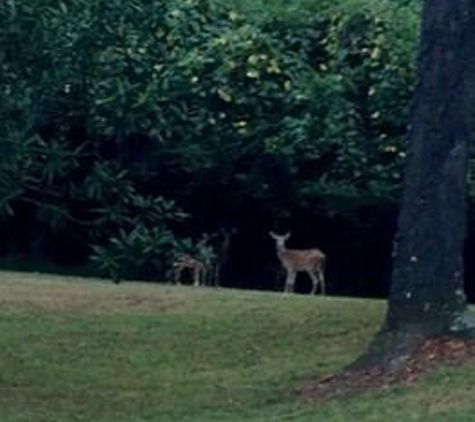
{"left": 0, "top": 271, "right": 474, "bottom": 422}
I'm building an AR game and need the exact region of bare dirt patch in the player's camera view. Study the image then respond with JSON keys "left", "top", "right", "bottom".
{"left": 300, "top": 337, "right": 475, "bottom": 401}
{"left": 0, "top": 271, "right": 186, "bottom": 315}
{"left": 0, "top": 294, "right": 182, "bottom": 314}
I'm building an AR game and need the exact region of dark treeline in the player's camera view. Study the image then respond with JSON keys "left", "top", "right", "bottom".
{"left": 1, "top": 0, "right": 473, "bottom": 299}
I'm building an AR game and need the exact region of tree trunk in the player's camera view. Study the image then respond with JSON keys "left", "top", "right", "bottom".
{"left": 355, "top": 0, "right": 475, "bottom": 371}
{"left": 386, "top": 0, "right": 475, "bottom": 337}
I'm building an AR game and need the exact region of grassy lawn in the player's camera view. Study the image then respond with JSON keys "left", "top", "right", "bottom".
{"left": 1, "top": 271, "right": 474, "bottom": 422}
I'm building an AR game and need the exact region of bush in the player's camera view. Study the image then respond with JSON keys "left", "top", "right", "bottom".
{"left": 0, "top": 0, "right": 421, "bottom": 283}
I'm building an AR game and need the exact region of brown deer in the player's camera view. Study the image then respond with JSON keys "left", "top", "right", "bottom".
{"left": 269, "top": 232, "right": 326, "bottom": 295}
{"left": 173, "top": 254, "right": 207, "bottom": 286}
{"left": 173, "top": 237, "right": 215, "bottom": 286}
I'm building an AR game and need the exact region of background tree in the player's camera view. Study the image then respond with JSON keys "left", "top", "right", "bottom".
{"left": 6, "top": 0, "right": 475, "bottom": 301}
{"left": 0, "top": 0, "right": 420, "bottom": 289}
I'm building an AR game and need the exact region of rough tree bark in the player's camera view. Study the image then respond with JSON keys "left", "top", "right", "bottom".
{"left": 357, "top": 0, "right": 475, "bottom": 370}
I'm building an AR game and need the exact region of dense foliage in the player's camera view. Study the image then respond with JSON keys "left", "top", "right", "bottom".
{"left": 0, "top": 0, "right": 422, "bottom": 288}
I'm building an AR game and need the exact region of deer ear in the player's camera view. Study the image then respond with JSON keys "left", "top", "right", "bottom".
{"left": 283, "top": 232, "right": 291, "bottom": 240}
{"left": 269, "top": 231, "right": 277, "bottom": 239}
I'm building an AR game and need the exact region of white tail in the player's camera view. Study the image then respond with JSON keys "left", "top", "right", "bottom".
{"left": 269, "top": 232, "right": 326, "bottom": 295}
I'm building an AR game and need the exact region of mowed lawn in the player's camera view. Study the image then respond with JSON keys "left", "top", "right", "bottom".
{"left": 1, "top": 272, "right": 474, "bottom": 422}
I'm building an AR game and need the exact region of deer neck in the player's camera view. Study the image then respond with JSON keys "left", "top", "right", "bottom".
{"left": 276, "top": 244, "right": 287, "bottom": 257}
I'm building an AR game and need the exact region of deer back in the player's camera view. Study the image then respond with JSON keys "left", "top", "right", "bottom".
{"left": 174, "top": 254, "right": 205, "bottom": 270}
{"left": 278, "top": 248, "right": 325, "bottom": 271}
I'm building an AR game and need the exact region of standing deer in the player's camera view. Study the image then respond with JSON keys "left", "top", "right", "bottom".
{"left": 173, "top": 254, "right": 206, "bottom": 286}
{"left": 172, "top": 237, "right": 215, "bottom": 286}
{"left": 212, "top": 227, "right": 236, "bottom": 287}
{"left": 269, "top": 232, "right": 326, "bottom": 295}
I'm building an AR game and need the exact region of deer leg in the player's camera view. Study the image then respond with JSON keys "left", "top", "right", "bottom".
{"left": 193, "top": 267, "right": 200, "bottom": 286}
{"left": 318, "top": 268, "right": 326, "bottom": 295}
{"left": 174, "top": 267, "right": 183, "bottom": 285}
{"left": 284, "top": 270, "right": 296, "bottom": 294}
{"left": 214, "top": 264, "right": 220, "bottom": 287}
{"left": 308, "top": 270, "right": 320, "bottom": 295}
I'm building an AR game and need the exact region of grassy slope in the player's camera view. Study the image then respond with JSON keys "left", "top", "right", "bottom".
{"left": 0, "top": 272, "right": 474, "bottom": 422}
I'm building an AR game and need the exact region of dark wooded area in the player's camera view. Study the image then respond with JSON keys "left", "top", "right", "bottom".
{"left": 1, "top": 0, "right": 475, "bottom": 301}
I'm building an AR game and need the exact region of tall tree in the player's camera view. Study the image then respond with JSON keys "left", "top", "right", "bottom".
{"left": 361, "top": 0, "right": 475, "bottom": 369}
